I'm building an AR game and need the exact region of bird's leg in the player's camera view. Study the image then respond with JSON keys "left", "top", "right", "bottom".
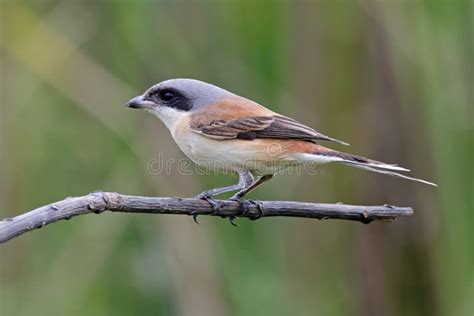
{"left": 229, "top": 174, "right": 274, "bottom": 219}
{"left": 195, "top": 171, "right": 254, "bottom": 219}
{"left": 230, "top": 174, "right": 274, "bottom": 201}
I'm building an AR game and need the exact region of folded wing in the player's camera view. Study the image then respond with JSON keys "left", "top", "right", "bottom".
{"left": 190, "top": 114, "right": 348, "bottom": 145}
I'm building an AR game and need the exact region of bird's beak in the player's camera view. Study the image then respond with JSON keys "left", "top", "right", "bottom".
{"left": 126, "top": 95, "right": 156, "bottom": 109}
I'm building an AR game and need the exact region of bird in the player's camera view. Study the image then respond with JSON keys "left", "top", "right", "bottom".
{"left": 126, "top": 78, "right": 436, "bottom": 221}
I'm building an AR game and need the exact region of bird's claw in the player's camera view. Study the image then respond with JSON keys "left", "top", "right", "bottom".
{"left": 195, "top": 193, "right": 264, "bottom": 226}
{"left": 200, "top": 195, "right": 237, "bottom": 226}
{"left": 189, "top": 211, "right": 200, "bottom": 224}
{"left": 229, "top": 197, "right": 265, "bottom": 220}
{"left": 249, "top": 200, "right": 265, "bottom": 220}
{"left": 196, "top": 194, "right": 223, "bottom": 216}
{"left": 228, "top": 216, "right": 238, "bottom": 226}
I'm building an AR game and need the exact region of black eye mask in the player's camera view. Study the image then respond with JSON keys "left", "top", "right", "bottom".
{"left": 150, "top": 88, "right": 193, "bottom": 112}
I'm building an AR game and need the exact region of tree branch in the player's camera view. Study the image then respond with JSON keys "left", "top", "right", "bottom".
{"left": 0, "top": 191, "right": 413, "bottom": 244}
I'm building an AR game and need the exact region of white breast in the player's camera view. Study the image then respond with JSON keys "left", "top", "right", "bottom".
{"left": 172, "top": 127, "right": 246, "bottom": 173}
{"left": 171, "top": 124, "right": 298, "bottom": 175}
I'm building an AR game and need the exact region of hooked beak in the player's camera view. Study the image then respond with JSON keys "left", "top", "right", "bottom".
{"left": 126, "top": 95, "right": 156, "bottom": 109}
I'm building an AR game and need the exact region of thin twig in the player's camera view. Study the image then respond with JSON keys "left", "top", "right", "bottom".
{"left": 0, "top": 191, "right": 413, "bottom": 244}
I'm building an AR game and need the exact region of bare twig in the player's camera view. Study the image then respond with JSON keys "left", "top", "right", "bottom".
{"left": 0, "top": 192, "right": 413, "bottom": 244}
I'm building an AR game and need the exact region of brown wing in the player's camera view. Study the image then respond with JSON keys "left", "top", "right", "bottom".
{"left": 189, "top": 96, "right": 348, "bottom": 145}
{"left": 191, "top": 115, "right": 273, "bottom": 140}
{"left": 248, "top": 115, "right": 349, "bottom": 145}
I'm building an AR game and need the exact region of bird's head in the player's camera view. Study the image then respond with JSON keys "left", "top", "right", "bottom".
{"left": 126, "top": 78, "right": 231, "bottom": 129}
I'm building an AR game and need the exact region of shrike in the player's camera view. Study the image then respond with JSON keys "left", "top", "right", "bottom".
{"left": 127, "top": 79, "right": 435, "bottom": 217}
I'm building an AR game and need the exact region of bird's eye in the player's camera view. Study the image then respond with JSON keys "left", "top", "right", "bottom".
{"left": 159, "top": 90, "right": 175, "bottom": 102}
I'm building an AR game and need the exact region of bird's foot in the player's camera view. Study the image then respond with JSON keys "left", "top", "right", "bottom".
{"left": 249, "top": 200, "right": 266, "bottom": 220}
{"left": 229, "top": 197, "right": 266, "bottom": 220}
{"left": 196, "top": 193, "right": 224, "bottom": 216}
{"left": 196, "top": 193, "right": 239, "bottom": 226}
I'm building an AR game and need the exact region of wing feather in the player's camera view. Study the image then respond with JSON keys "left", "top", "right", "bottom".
{"left": 189, "top": 97, "right": 347, "bottom": 144}
{"left": 191, "top": 113, "right": 348, "bottom": 145}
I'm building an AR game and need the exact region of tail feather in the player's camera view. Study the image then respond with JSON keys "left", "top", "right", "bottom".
{"left": 312, "top": 147, "right": 437, "bottom": 186}
{"left": 344, "top": 160, "right": 410, "bottom": 172}
{"left": 342, "top": 161, "right": 437, "bottom": 186}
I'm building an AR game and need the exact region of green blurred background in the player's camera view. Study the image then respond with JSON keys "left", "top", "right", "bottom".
{"left": 0, "top": 1, "right": 472, "bottom": 315}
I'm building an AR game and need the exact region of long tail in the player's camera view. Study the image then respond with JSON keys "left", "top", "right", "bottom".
{"left": 312, "top": 147, "right": 437, "bottom": 186}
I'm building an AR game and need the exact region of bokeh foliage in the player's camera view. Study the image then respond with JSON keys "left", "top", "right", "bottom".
{"left": 0, "top": 1, "right": 472, "bottom": 315}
